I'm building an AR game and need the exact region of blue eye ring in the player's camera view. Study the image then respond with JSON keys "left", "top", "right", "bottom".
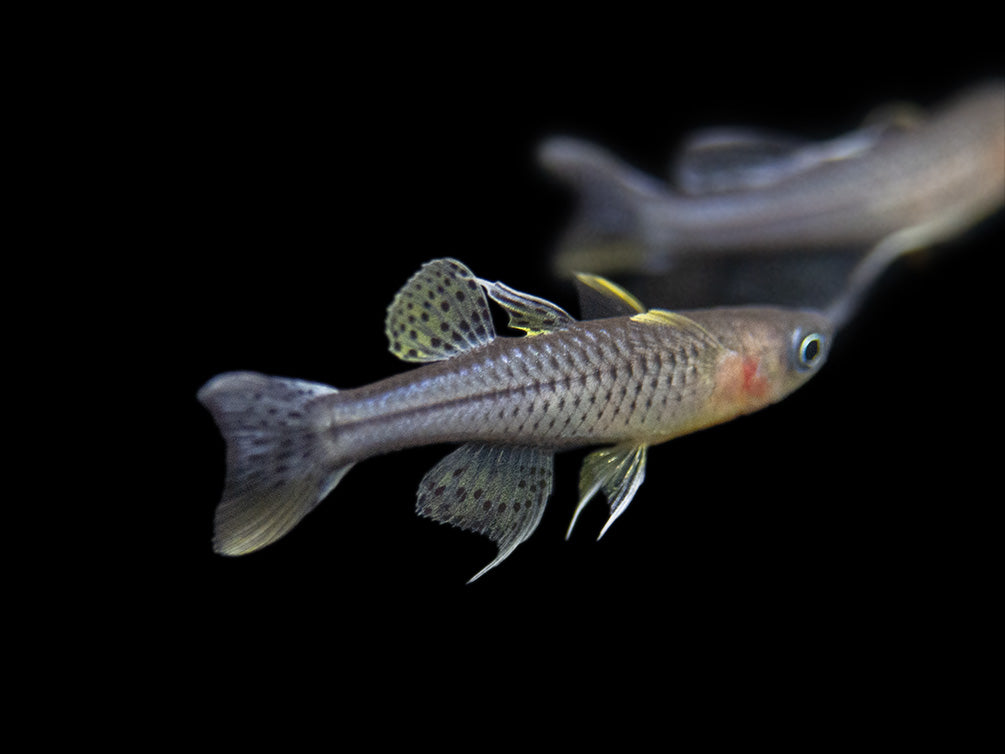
{"left": 796, "top": 332, "right": 825, "bottom": 370}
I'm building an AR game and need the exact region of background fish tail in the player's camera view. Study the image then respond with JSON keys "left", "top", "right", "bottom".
{"left": 198, "top": 371, "right": 353, "bottom": 556}
{"left": 538, "top": 137, "right": 671, "bottom": 276}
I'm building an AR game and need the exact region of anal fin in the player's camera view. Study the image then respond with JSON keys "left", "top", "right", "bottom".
{"left": 416, "top": 443, "right": 554, "bottom": 582}
{"left": 567, "top": 444, "right": 648, "bottom": 541}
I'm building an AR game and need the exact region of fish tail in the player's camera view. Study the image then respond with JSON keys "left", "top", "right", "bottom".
{"left": 537, "top": 136, "right": 672, "bottom": 275}
{"left": 198, "top": 371, "right": 353, "bottom": 556}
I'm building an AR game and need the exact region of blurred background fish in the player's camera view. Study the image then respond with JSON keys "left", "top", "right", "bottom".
{"left": 540, "top": 80, "right": 1004, "bottom": 329}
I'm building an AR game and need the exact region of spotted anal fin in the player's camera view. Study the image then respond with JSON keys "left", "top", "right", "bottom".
{"left": 385, "top": 258, "right": 496, "bottom": 363}
{"left": 417, "top": 443, "right": 554, "bottom": 582}
{"left": 572, "top": 272, "right": 646, "bottom": 319}
{"left": 567, "top": 444, "right": 648, "bottom": 541}
{"left": 478, "top": 279, "right": 575, "bottom": 335}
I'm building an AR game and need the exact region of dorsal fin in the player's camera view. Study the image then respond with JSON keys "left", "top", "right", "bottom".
{"left": 573, "top": 272, "right": 645, "bottom": 318}
{"left": 385, "top": 258, "right": 496, "bottom": 362}
{"left": 672, "top": 124, "right": 885, "bottom": 195}
{"left": 630, "top": 309, "right": 725, "bottom": 349}
{"left": 861, "top": 101, "right": 925, "bottom": 132}
{"left": 672, "top": 127, "right": 810, "bottom": 194}
{"left": 478, "top": 279, "right": 575, "bottom": 335}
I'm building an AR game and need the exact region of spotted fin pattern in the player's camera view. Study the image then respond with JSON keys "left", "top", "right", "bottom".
{"left": 416, "top": 443, "right": 554, "bottom": 582}
{"left": 197, "top": 372, "right": 351, "bottom": 556}
{"left": 385, "top": 258, "right": 496, "bottom": 362}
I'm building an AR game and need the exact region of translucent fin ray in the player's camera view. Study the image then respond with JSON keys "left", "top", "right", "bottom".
{"left": 416, "top": 443, "right": 554, "bottom": 582}
{"left": 630, "top": 308, "right": 724, "bottom": 348}
{"left": 479, "top": 279, "right": 575, "bottom": 335}
{"left": 567, "top": 444, "right": 648, "bottom": 541}
{"left": 385, "top": 258, "right": 496, "bottom": 362}
{"left": 573, "top": 272, "right": 646, "bottom": 318}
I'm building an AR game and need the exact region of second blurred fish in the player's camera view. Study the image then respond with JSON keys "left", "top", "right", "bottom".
{"left": 540, "top": 80, "right": 1004, "bottom": 325}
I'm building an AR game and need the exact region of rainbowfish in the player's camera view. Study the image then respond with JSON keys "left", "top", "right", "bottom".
{"left": 540, "top": 80, "right": 1005, "bottom": 326}
{"left": 199, "top": 258, "right": 832, "bottom": 580}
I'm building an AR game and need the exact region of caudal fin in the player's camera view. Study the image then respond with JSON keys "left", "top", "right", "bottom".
{"left": 537, "top": 136, "right": 669, "bottom": 276}
{"left": 198, "top": 371, "right": 353, "bottom": 555}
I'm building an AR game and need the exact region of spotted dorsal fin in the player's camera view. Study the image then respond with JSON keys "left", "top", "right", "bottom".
{"left": 573, "top": 272, "right": 646, "bottom": 319}
{"left": 478, "top": 279, "right": 575, "bottom": 335}
{"left": 385, "top": 258, "right": 496, "bottom": 362}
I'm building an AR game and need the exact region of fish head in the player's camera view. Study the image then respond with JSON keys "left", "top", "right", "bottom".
{"left": 689, "top": 306, "right": 834, "bottom": 414}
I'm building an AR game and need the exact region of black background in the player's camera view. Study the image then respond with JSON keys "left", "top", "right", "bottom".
{"left": 105, "top": 13, "right": 1001, "bottom": 727}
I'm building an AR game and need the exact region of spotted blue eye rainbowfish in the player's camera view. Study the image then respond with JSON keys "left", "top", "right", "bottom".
{"left": 199, "top": 258, "right": 833, "bottom": 581}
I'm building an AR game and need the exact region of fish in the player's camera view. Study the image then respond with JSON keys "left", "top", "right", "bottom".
{"left": 539, "top": 80, "right": 1005, "bottom": 326}
{"left": 199, "top": 258, "right": 833, "bottom": 581}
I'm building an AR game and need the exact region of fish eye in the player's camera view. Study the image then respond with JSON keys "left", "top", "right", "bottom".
{"left": 795, "top": 332, "right": 826, "bottom": 371}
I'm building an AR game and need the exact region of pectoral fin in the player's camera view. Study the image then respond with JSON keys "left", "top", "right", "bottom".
{"left": 567, "top": 444, "right": 648, "bottom": 541}
{"left": 417, "top": 443, "right": 554, "bottom": 582}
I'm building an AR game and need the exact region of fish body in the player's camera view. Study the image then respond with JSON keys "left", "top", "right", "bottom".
{"left": 320, "top": 312, "right": 815, "bottom": 458}
{"left": 540, "top": 80, "right": 1005, "bottom": 323}
{"left": 200, "top": 259, "right": 831, "bottom": 580}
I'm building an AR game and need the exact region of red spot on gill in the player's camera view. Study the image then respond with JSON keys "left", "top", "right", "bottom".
{"left": 742, "top": 357, "right": 769, "bottom": 398}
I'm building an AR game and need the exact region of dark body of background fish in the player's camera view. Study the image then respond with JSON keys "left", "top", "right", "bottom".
{"left": 539, "top": 79, "right": 1004, "bottom": 330}
{"left": 137, "top": 23, "right": 1002, "bottom": 707}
